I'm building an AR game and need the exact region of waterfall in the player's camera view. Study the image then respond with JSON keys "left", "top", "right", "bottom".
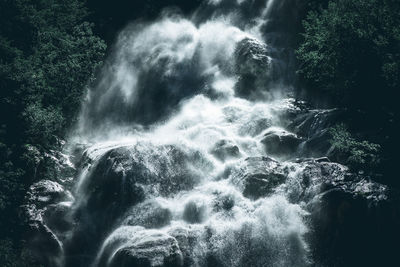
{"left": 42, "top": 1, "right": 321, "bottom": 266}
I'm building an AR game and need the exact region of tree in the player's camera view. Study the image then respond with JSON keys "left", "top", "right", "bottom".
{"left": 296, "top": 0, "right": 400, "bottom": 110}
{"left": 0, "top": 1, "right": 106, "bottom": 265}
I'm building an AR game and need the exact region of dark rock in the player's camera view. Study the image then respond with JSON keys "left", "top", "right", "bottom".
{"left": 288, "top": 109, "right": 344, "bottom": 138}
{"left": 42, "top": 150, "right": 77, "bottom": 185}
{"left": 309, "top": 181, "right": 399, "bottom": 267}
{"left": 24, "top": 180, "right": 72, "bottom": 267}
{"left": 238, "top": 117, "right": 272, "bottom": 137}
{"left": 183, "top": 200, "right": 207, "bottom": 224}
{"left": 43, "top": 202, "right": 73, "bottom": 234}
{"left": 231, "top": 157, "right": 286, "bottom": 199}
{"left": 27, "top": 180, "right": 73, "bottom": 208}
{"left": 260, "top": 128, "right": 303, "bottom": 156}
{"left": 97, "top": 226, "right": 183, "bottom": 267}
{"left": 210, "top": 140, "right": 240, "bottom": 161}
{"left": 167, "top": 227, "right": 194, "bottom": 267}
{"left": 66, "top": 143, "right": 213, "bottom": 265}
{"left": 79, "top": 143, "right": 213, "bottom": 228}
{"left": 122, "top": 200, "right": 172, "bottom": 229}
{"left": 234, "top": 37, "right": 274, "bottom": 99}
{"left": 213, "top": 193, "right": 235, "bottom": 211}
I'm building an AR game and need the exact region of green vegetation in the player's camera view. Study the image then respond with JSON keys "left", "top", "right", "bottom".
{"left": 329, "top": 124, "right": 381, "bottom": 172}
{"left": 297, "top": 0, "right": 399, "bottom": 110}
{"left": 0, "top": 0, "right": 106, "bottom": 265}
{"left": 297, "top": 0, "right": 398, "bottom": 184}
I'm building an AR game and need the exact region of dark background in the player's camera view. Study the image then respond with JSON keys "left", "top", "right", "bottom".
{"left": 87, "top": 0, "right": 203, "bottom": 44}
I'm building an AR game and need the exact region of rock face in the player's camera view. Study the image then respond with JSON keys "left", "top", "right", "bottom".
{"left": 24, "top": 180, "right": 74, "bottom": 266}
{"left": 234, "top": 38, "right": 274, "bottom": 98}
{"left": 309, "top": 176, "right": 399, "bottom": 267}
{"left": 231, "top": 157, "right": 287, "bottom": 199}
{"left": 97, "top": 226, "right": 183, "bottom": 267}
{"left": 122, "top": 200, "right": 172, "bottom": 229}
{"left": 210, "top": 140, "right": 240, "bottom": 161}
{"left": 260, "top": 128, "right": 303, "bottom": 157}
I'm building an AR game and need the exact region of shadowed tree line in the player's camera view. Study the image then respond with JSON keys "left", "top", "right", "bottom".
{"left": 296, "top": 0, "right": 398, "bottom": 186}
{"left": 0, "top": 0, "right": 106, "bottom": 265}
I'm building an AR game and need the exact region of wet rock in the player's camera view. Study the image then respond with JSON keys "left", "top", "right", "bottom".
{"left": 231, "top": 157, "right": 286, "bottom": 199}
{"left": 183, "top": 200, "right": 207, "bottom": 224}
{"left": 79, "top": 143, "right": 212, "bottom": 227}
{"left": 260, "top": 128, "right": 303, "bottom": 156}
{"left": 234, "top": 37, "right": 273, "bottom": 98}
{"left": 28, "top": 223, "right": 64, "bottom": 267}
{"left": 167, "top": 227, "right": 194, "bottom": 267}
{"left": 289, "top": 109, "right": 344, "bottom": 138}
{"left": 24, "top": 180, "right": 73, "bottom": 266}
{"left": 43, "top": 202, "right": 73, "bottom": 234}
{"left": 98, "top": 226, "right": 183, "bottom": 267}
{"left": 43, "top": 149, "right": 77, "bottom": 185}
{"left": 213, "top": 193, "right": 235, "bottom": 211}
{"left": 309, "top": 179, "right": 399, "bottom": 267}
{"left": 27, "top": 180, "right": 73, "bottom": 208}
{"left": 67, "top": 143, "right": 213, "bottom": 265}
{"left": 25, "top": 180, "right": 73, "bottom": 232}
{"left": 210, "top": 140, "right": 240, "bottom": 161}
{"left": 238, "top": 117, "right": 272, "bottom": 137}
{"left": 122, "top": 200, "right": 172, "bottom": 229}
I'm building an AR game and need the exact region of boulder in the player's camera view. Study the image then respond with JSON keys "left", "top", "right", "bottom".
{"left": 97, "top": 226, "right": 183, "bottom": 267}
{"left": 210, "top": 140, "right": 240, "bottom": 161}
{"left": 234, "top": 38, "right": 273, "bottom": 98}
{"left": 66, "top": 143, "right": 213, "bottom": 265}
{"left": 230, "top": 157, "right": 286, "bottom": 199}
{"left": 43, "top": 201, "right": 73, "bottom": 235}
{"left": 238, "top": 117, "right": 272, "bottom": 137}
{"left": 309, "top": 178, "right": 399, "bottom": 267}
{"left": 24, "top": 180, "right": 73, "bottom": 267}
{"left": 260, "top": 128, "right": 303, "bottom": 156}
{"left": 79, "top": 143, "right": 213, "bottom": 227}
{"left": 183, "top": 200, "right": 207, "bottom": 224}
{"left": 122, "top": 200, "right": 172, "bottom": 229}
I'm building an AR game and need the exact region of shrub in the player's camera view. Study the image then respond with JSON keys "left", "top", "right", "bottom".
{"left": 329, "top": 123, "right": 381, "bottom": 171}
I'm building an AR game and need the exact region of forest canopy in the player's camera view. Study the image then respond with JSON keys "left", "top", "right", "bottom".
{"left": 0, "top": 0, "right": 105, "bottom": 265}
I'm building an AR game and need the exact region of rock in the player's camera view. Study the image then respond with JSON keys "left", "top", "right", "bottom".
{"left": 79, "top": 143, "right": 213, "bottom": 227}
{"left": 231, "top": 157, "right": 286, "bottom": 199}
{"left": 260, "top": 128, "right": 303, "bottom": 156}
{"left": 25, "top": 180, "right": 73, "bottom": 231}
{"left": 309, "top": 179, "right": 399, "bottom": 267}
{"left": 43, "top": 202, "right": 73, "bottom": 234}
{"left": 213, "top": 193, "right": 235, "bottom": 211}
{"left": 28, "top": 223, "right": 64, "bottom": 267}
{"left": 66, "top": 143, "right": 213, "bottom": 265}
{"left": 122, "top": 200, "right": 172, "bottom": 229}
{"left": 183, "top": 200, "right": 207, "bottom": 224}
{"left": 234, "top": 38, "right": 273, "bottom": 98}
{"left": 27, "top": 180, "right": 73, "bottom": 208}
{"left": 24, "top": 180, "right": 72, "bottom": 267}
{"left": 167, "top": 227, "right": 194, "bottom": 267}
{"left": 97, "top": 226, "right": 183, "bottom": 267}
{"left": 210, "top": 140, "right": 240, "bottom": 161}
{"left": 238, "top": 117, "right": 272, "bottom": 137}
{"left": 288, "top": 109, "right": 344, "bottom": 138}
{"left": 43, "top": 149, "right": 77, "bottom": 185}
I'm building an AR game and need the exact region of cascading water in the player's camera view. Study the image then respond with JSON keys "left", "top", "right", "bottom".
{"left": 66, "top": 1, "right": 311, "bottom": 266}
{"left": 24, "top": 1, "right": 393, "bottom": 266}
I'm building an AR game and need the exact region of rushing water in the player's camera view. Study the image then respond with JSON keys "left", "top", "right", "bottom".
{"left": 62, "top": 1, "right": 315, "bottom": 266}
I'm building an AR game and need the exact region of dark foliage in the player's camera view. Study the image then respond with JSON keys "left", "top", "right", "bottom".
{"left": 0, "top": 0, "right": 106, "bottom": 265}
{"left": 296, "top": 0, "right": 398, "bottom": 186}
{"left": 297, "top": 0, "right": 399, "bottom": 111}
